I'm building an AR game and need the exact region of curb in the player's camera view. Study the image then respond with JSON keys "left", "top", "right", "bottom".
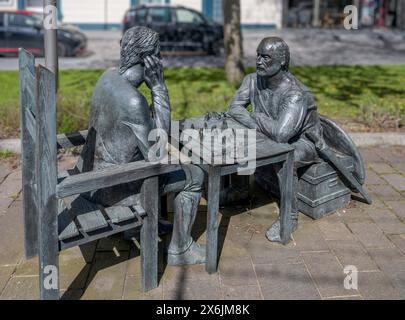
{"left": 1, "top": 133, "right": 405, "bottom": 155}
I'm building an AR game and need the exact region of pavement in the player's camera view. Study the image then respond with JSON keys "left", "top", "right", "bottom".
{"left": 1, "top": 28, "right": 405, "bottom": 70}
{"left": 0, "top": 146, "right": 405, "bottom": 300}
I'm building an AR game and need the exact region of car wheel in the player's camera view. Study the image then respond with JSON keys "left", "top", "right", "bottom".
{"left": 57, "top": 43, "right": 69, "bottom": 57}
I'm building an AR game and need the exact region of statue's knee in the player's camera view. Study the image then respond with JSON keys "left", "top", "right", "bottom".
{"left": 183, "top": 165, "right": 205, "bottom": 192}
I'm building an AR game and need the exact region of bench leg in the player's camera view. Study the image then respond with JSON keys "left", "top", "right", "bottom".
{"left": 38, "top": 195, "right": 59, "bottom": 300}
{"left": 141, "top": 176, "right": 159, "bottom": 291}
{"left": 206, "top": 166, "right": 221, "bottom": 274}
{"left": 279, "top": 152, "right": 295, "bottom": 244}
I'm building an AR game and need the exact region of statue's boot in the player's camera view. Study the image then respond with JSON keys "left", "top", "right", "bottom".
{"left": 167, "top": 191, "right": 206, "bottom": 266}
{"left": 265, "top": 211, "right": 299, "bottom": 243}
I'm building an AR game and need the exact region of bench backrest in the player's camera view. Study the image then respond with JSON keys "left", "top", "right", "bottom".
{"left": 19, "top": 49, "right": 58, "bottom": 260}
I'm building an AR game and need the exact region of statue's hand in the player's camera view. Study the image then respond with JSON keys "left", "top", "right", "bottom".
{"left": 144, "top": 55, "right": 165, "bottom": 90}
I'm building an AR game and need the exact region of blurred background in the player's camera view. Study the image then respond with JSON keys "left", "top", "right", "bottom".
{"left": 0, "top": 0, "right": 404, "bottom": 140}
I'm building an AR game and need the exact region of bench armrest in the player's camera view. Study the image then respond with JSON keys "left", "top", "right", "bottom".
{"left": 56, "top": 160, "right": 181, "bottom": 198}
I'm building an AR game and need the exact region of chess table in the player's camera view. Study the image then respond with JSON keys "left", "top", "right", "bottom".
{"left": 172, "top": 116, "right": 295, "bottom": 273}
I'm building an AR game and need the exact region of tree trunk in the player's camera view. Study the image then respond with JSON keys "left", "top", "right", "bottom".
{"left": 397, "top": 0, "right": 405, "bottom": 29}
{"left": 223, "top": 0, "right": 245, "bottom": 84}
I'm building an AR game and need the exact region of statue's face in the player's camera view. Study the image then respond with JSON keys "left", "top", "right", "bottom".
{"left": 256, "top": 40, "right": 283, "bottom": 77}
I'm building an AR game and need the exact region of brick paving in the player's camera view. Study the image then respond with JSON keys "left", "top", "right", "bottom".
{"left": 0, "top": 146, "right": 405, "bottom": 300}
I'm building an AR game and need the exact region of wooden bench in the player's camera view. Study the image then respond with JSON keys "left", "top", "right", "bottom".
{"left": 19, "top": 49, "right": 179, "bottom": 300}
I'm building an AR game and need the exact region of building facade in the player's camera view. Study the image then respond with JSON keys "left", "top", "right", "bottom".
{"left": 0, "top": 0, "right": 283, "bottom": 29}
{"left": 1, "top": 0, "right": 404, "bottom": 30}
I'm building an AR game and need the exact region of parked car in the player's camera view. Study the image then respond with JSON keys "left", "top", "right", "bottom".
{"left": 0, "top": 10, "right": 87, "bottom": 57}
{"left": 122, "top": 4, "right": 224, "bottom": 55}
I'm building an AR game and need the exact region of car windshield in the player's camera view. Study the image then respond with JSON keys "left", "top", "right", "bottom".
{"left": 9, "top": 12, "right": 42, "bottom": 28}
{"left": 149, "top": 8, "right": 171, "bottom": 23}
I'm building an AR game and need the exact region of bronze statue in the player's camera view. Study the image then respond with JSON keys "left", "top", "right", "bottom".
{"left": 80, "top": 26, "right": 206, "bottom": 265}
{"left": 224, "top": 37, "right": 370, "bottom": 242}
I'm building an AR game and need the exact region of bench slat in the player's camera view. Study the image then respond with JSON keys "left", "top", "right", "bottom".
{"left": 71, "top": 196, "right": 108, "bottom": 233}
{"left": 57, "top": 130, "right": 88, "bottom": 150}
{"left": 104, "top": 206, "right": 136, "bottom": 224}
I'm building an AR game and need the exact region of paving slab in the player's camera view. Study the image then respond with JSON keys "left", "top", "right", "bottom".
{"left": 367, "top": 247, "right": 405, "bottom": 274}
{"left": 0, "top": 164, "right": 11, "bottom": 185}
{"left": 123, "top": 276, "right": 163, "bottom": 300}
{"left": 60, "top": 242, "right": 97, "bottom": 265}
{"left": 365, "top": 170, "right": 387, "bottom": 185}
{"left": 0, "top": 266, "right": 14, "bottom": 294}
{"left": 317, "top": 220, "right": 355, "bottom": 241}
{"left": 338, "top": 207, "right": 374, "bottom": 224}
{"left": 392, "top": 163, "right": 405, "bottom": 174}
{"left": 347, "top": 222, "right": 394, "bottom": 249}
{"left": 221, "top": 285, "right": 262, "bottom": 300}
{"left": 0, "top": 276, "right": 39, "bottom": 300}
{"left": 358, "top": 271, "right": 403, "bottom": 300}
{"left": 255, "top": 262, "right": 320, "bottom": 300}
{"left": 219, "top": 256, "right": 257, "bottom": 287}
{"left": 360, "top": 148, "right": 384, "bottom": 163}
{"left": 0, "top": 171, "right": 21, "bottom": 215}
{"left": 383, "top": 174, "right": 405, "bottom": 192}
{"left": 60, "top": 263, "right": 91, "bottom": 291}
{"left": 246, "top": 234, "right": 301, "bottom": 265}
{"left": 14, "top": 257, "right": 38, "bottom": 277}
{"left": 367, "top": 208, "right": 405, "bottom": 234}
{"left": 323, "top": 295, "right": 363, "bottom": 300}
{"left": 163, "top": 277, "right": 222, "bottom": 300}
{"left": 291, "top": 223, "right": 330, "bottom": 252}
{"left": 0, "top": 200, "right": 24, "bottom": 266}
{"left": 302, "top": 251, "right": 358, "bottom": 298}
{"left": 377, "top": 146, "right": 405, "bottom": 164}
{"left": 388, "top": 234, "right": 405, "bottom": 255}
{"left": 388, "top": 271, "right": 405, "bottom": 297}
{"left": 327, "top": 240, "right": 379, "bottom": 272}
{"left": 370, "top": 163, "right": 396, "bottom": 174}
{"left": 81, "top": 251, "right": 129, "bottom": 300}
{"left": 385, "top": 200, "right": 405, "bottom": 221}
{"left": 368, "top": 185, "right": 403, "bottom": 201}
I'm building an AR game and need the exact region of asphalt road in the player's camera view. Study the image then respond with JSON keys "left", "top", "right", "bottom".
{"left": 1, "top": 28, "right": 405, "bottom": 70}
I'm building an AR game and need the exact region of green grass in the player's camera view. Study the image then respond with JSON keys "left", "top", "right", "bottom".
{"left": 1, "top": 65, "right": 404, "bottom": 137}
{"left": 0, "top": 150, "right": 15, "bottom": 158}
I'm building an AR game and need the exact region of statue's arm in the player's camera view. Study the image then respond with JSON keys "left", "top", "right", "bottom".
{"left": 145, "top": 56, "right": 171, "bottom": 133}
{"left": 254, "top": 91, "right": 306, "bottom": 143}
{"left": 227, "top": 75, "right": 257, "bottom": 129}
{"left": 151, "top": 85, "right": 171, "bottom": 133}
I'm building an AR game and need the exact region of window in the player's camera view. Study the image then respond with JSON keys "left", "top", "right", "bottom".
{"left": 176, "top": 9, "right": 204, "bottom": 24}
{"left": 135, "top": 9, "right": 147, "bottom": 24}
{"left": 9, "top": 13, "right": 41, "bottom": 28}
{"left": 0, "top": 0, "right": 13, "bottom": 7}
{"left": 26, "top": 0, "right": 43, "bottom": 8}
{"left": 0, "top": 12, "right": 4, "bottom": 27}
{"left": 149, "top": 8, "right": 171, "bottom": 23}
